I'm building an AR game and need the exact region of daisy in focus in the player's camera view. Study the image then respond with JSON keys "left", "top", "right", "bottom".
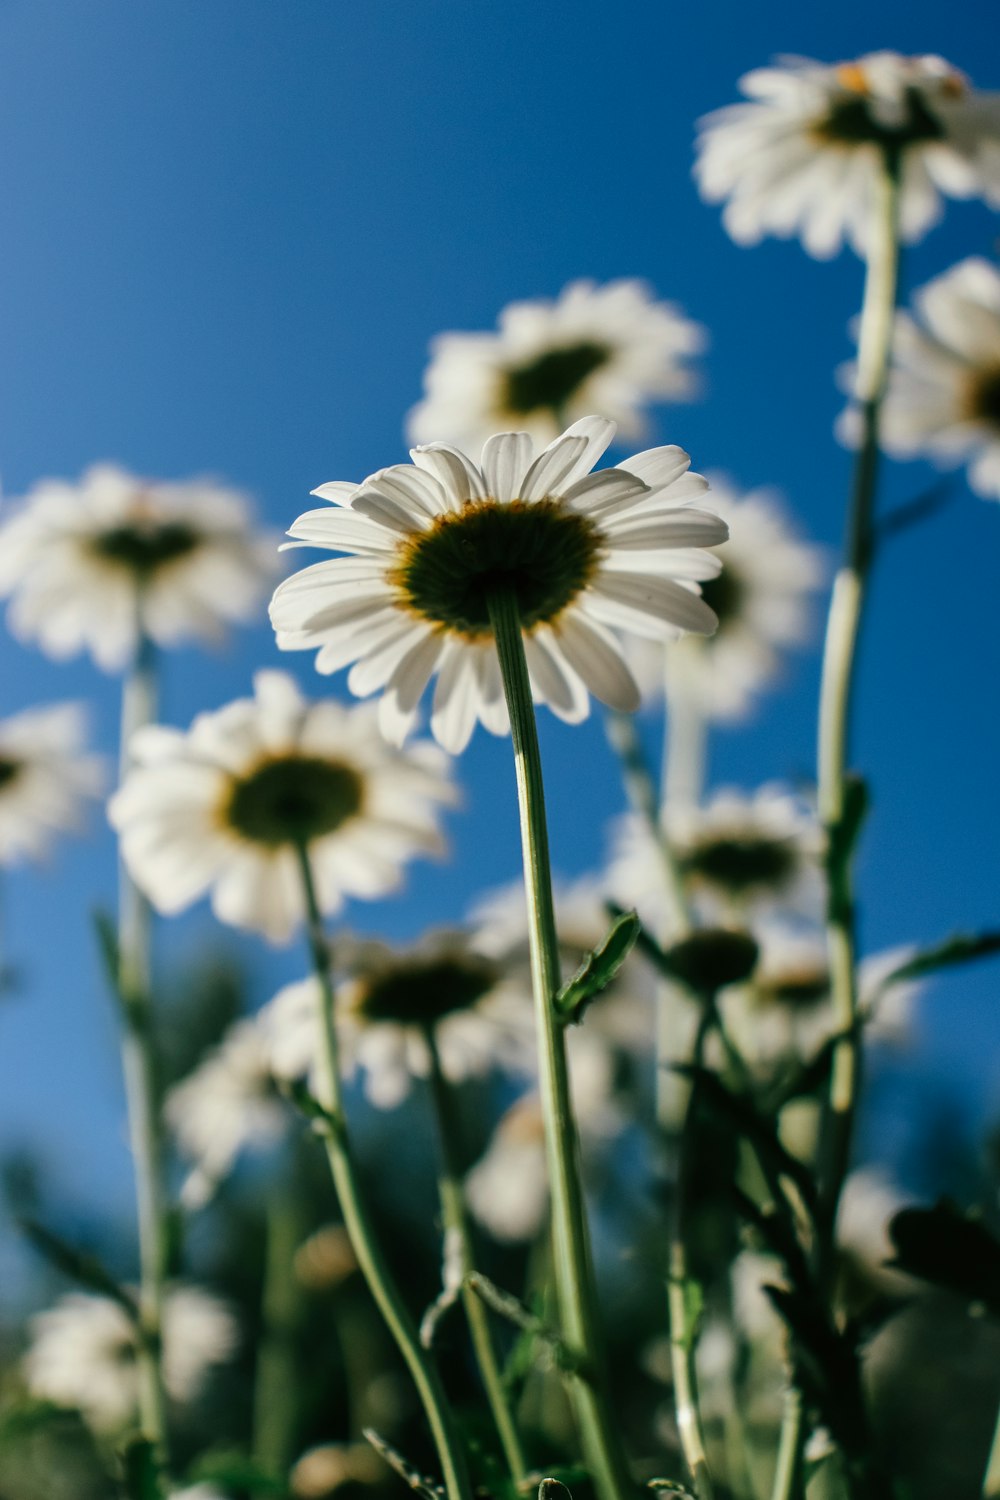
{"left": 24, "top": 1286, "right": 238, "bottom": 1435}
{"left": 269, "top": 417, "right": 728, "bottom": 753}
{"left": 696, "top": 53, "right": 1000, "bottom": 258}
{"left": 407, "top": 280, "right": 704, "bottom": 450}
{"left": 263, "top": 930, "right": 533, "bottom": 1110}
{"left": 0, "top": 465, "right": 280, "bottom": 671}
{"left": 108, "top": 671, "right": 455, "bottom": 944}
{"left": 622, "top": 480, "right": 825, "bottom": 721}
{"left": 0, "top": 703, "right": 104, "bottom": 865}
{"left": 866, "top": 257, "right": 1000, "bottom": 499}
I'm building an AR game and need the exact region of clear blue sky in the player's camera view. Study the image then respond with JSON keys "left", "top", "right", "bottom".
{"left": 0, "top": 0, "right": 997, "bottom": 1247}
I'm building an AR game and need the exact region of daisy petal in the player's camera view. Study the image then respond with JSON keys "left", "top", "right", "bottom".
{"left": 481, "top": 432, "right": 534, "bottom": 502}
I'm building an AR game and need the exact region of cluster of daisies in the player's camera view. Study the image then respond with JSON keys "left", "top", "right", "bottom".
{"left": 1, "top": 40, "right": 997, "bottom": 1500}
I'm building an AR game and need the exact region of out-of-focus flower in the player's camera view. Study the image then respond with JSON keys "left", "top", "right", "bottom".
{"left": 270, "top": 417, "right": 727, "bottom": 752}
{"left": 837, "top": 1166, "right": 916, "bottom": 1292}
{"left": 109, "top": 671, "right": 455, "bottom": 944}
{"left": 24, "top": 1287, "right": 238, "bottom": 1434}
{"left": 623, "top": 481, "right": 825, "bottom": 721}
{"left": 165, "top": 1017, "right": 290, "bottom": 1208}
{"left": 0, "top": 703, "right": 104, "bottom": 866}
{"left": 0, "top": 465, "right": 280, "bottom": 671}
{"left": 169, "top": 1488, "right": 231, "bottom": 1500}
{"left": 407, "top": 280, "right": 704, "bottom": 450}
{"left": 609, "top": 786, "right": 824, "bottom": 928}
{"left": 696, "top": 53, "right": 1000, "bottom": 258}
{"left": 290, "top": 1441, "right": 383, "bottom": 1498}
{"left": 854, "top": 257, "right": 1000, "bottom": 499}
{"left": 263, "top": 931, "right": 533, "bottom": 1110}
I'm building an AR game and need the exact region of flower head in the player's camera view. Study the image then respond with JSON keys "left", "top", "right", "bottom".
{"left": 24, "top": 1286, "right": 238, "bottom": 1434}
{"left": 0, "top": 702, "right": 104, "bottom": 866}
{"left": 263, "top": 930, "right": 533, "bottom": 1110}
{"left": 623, "top": 480, "right": 825, "bottom": 720}
{"left": 407, "top": 280, "right": 704, "bottom": 450}
{"left": 109, "top": 671, "right": 455, "bottom": 944}
{"left": 696, "top": 53, "right": 1000, "bottom": 258}
{"left": 270, "top": 417, "right": 728, "bottom": 752}
{"left": 856, "top": 257, "right": 1000, "bottom": 499}
{"left": 0, "top": 465, "right": 280, "bottom": 671}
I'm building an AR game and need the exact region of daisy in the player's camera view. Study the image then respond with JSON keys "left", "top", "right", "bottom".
{"left": 622, "top": 480, "right": 825, "bottom": 721}
{"left": 867, "top": 257, "right": 1000, "bottom": 499}
{"left": 263, "top": 930, "right": 533, "bottom": 1111}
{"left": 407, "top": 280, "right": 704, "bottom": 451}
{"left": 269, "top": 417, "right": 728, "bottom": 753}
{"left": 608, "top": 785, "right": 824, "bottom": 929}
{"left": 108, "top": 671, "right": 455, "bottom": 944}
{"left": 0, "top": 702, "right": 104, "bottom": 865}
{"left": 696, "top": 53, "right": 1000, "bottom": 258}
{"left": 165, "top": 1016, "right": 291, "bottom": 1208}
{"left": 24, "top": 1286, "right": 238, "bottom": 1435}
{"left": 0, "top": 465, "right": 280, "bottom": 671}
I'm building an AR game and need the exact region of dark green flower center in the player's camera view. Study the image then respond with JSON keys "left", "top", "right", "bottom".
{"left": 682, "top": 835, "right": 798, "bottom": 895}
{"left": 225, "top": 755, "right": 363, "bottom": 847}
{"left": 761, "top": 967, "right": 831, "bottom": 1008}
{"left": 967, "top": 366, "right": 1000, "bottom": 428}
{"left": 503, "top": 341, "right": 611, "bottom": 416}
{"left": 697, "top": 564, "right": 742, "bottom": 629}
{"left": 815, "top": 84, "right": 946, "bottom": 151}
{"left": 0, "top": 756, "right": 22, "bottom": 791}
{"left": 392, "top": 499, "right": 600, "bottom": 638}
{"left": 356, "top": 953, "right": 500, "bottom": 1028}
{"left": 91, "top": 520, "right": 201, "bottom": 574}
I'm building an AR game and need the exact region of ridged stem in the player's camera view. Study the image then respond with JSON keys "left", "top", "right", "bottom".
{"left": 423, "top": 1028, "right": 529, "bottom": 1489}
{"left": 294, "top": 845, "right": 473, "bottom": 1500}
{"left": 117, "top": 635, "right": 171, "bottom": 1470}
{"left": 488, "top": 590, "right": 635, "bottom": 1500}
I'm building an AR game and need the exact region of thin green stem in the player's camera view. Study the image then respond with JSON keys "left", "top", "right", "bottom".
{"left": 117, "top": 635, "right": 170, "bottom": 1471}
{"left": 769, "top": 1386, "right": 805, "bottom": 1500}
{"left": 982, "top": 1393, "right": 1000, "bottom": 1498}
{"left": 252, "top": 1187, "right": 301, "bottom": 1480}
{"left": 294, "top": 844, "right": 473, "bottom": 1500}
{"left": 603, "top": 708, "right": 691, "bottom": 936}
{"left": 488, "top": 589, "right": 635, "bottom": 1500}
{"left": 423, "top": 1028, "right": 529, "bottom": 1490}
{"left": 815, "top": 154, "right": 902, "bottom": 1276}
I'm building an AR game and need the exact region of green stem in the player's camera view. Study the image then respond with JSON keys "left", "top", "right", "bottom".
{"left": 488, "top": 590, "right": 635, "bottom": 1500}
{"left": 423, "top": 1028, "right": 529, "bottom": 1490}
{"left": 294, "top": 845, "right": 473, "bottom": 1500}
{"left": 815, "top": 153, "right": 902, "bottom": 1275}
{"left": 982, "top": 1393, "right": 1000, "bottom": 1498}
{"left": 603, "top": 708, "right": 691, "bottom": 936}
{"left": 117, "top": 635, "right": 170, "bottom": 1470}
{"left": 769, "top": 1386, "right": 805, "bottom": 1500}
{"left": 252, "top": 1187, "right": 301, "bottom": 1479}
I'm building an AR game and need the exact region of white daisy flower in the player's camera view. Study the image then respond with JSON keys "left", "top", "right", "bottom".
{"left": 24, "top": 1286, "right": 238, "bottom": 1435}
{"left": 262, "top": 931, "right": 533, "bottom": 1111}
{"left": 0, "top": 702, "right": 104, "bottom": 866}
{"left": 863, "top": 257, "right": 1000, "bottom": 499}
{"left": 608, "top": 785, "right": 824, "bottom": 929}
{"left": 0, "top": 465, "right": 281, "bottom": 672}
{"left": 622, "top": 481, "right": 825, "bottom": 721}
{"left": 108, "top": 671, "right": 455, "bottom": 945}
{"left": 696, "top": 53, "right": 1000, "bottom": 258}
{"left": 165, "top": 1017, "right": 291, "bottom": 1209}
{"left": 407, "top": 280, "right": 704, "bottom": 451}
{"left": 269, "top": 417, "right": 728, "bottom": 753}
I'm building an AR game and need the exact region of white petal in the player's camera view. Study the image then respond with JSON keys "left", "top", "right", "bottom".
{"left": 560, "top": 468, "right": 649, "bottom": 513}
{"left": 481, "top": 433, "right": 534, "bottom": 502}
{"left": 431, "top": 643, "right": 481, "bottom": 754}
{"left": 519, "top": 435, "right": 589, "bottom": 503}
{"left": 309, "top": 481, "right": 359, "bottom": 506}
{"left": 551, "top": 613, "right": 640, "bottom": 712}
{"left": 411, "top": 445, "right": 488, "bottom": 506}
{"left": 620, "top": 445, "right": 692, "bottom": 489}
{"left": 588, "top": 572, "right": 719, "bottom": 636}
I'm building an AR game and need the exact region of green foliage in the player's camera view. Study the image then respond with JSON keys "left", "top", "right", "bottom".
{"left": 554, "top": 910, "right": 640, "bottom": 1024}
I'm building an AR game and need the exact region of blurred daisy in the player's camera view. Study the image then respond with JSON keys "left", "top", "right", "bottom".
{"left": 24, "top": 1286, "right": 238, "bottom": 1435}
{"left": 109, "top": 671, "right": 455, "bottom": 944}
{"left": 609, "top": 785, "right": 824, "bottom": 927}
{"left": 407, "top": 280, "right": 704, "bottom": 450}
{"left": 623, "top": 481, "right": 825, "bottom": 721}
{"left": 868, "top": 257, "right": 1000, "bottom": 499}
{"left": 270, "top": 416, "right": 727, "bottom": 752}
{"left": 0, "top": 702, "right": 104, "bottom": 865}
{"left": 263, "top": 931, "right": 533, "bottom": 1110}
{"left": 165, "top": 1017, "right": 291, "bottom": 1208}
{"left": 0, "top": 465, "right": 280, "bottom": 672}
{"left": 696, "top": 53, "right": 1000, "bottom": 258}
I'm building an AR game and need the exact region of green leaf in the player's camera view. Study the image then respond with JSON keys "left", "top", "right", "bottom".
{"left": 888, "top": 1201, "right": 1000, "bottom": 1315}
{"left": 825, "top": 775, "right": 868, "bottom": 914}
{"left": 554, "top": 909, "right": 640, "bottom": 1024}
{"left": 20, "top": 1218, "right": 137, "bottom": 1316}
{"left": 873, "top": 932, "right": 1000, "bottom": 989}
{"left": 120, "top": 1436, "right": 162, "bottom": 1500}
{"left": 538, "top": 1480, "right": 573, "bottom": 1500}
{"left": 466, "top": 1272, "right": 588, "bottom": 1376}
{"left": 279, "top": 1078, "right": 342, "bottom": 1137}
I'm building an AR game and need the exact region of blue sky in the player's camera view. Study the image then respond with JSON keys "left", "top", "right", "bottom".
{"left": 0, "top": 0, "right": 997, "bottom": 1246}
